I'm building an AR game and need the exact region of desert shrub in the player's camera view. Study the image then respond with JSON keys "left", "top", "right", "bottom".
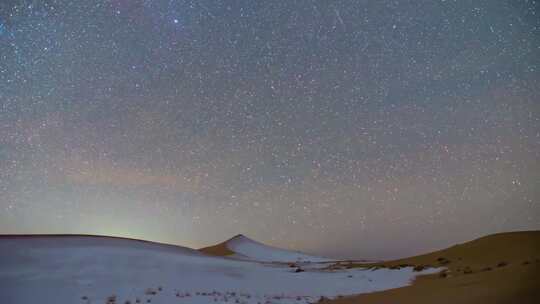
{"left": 481, "top": 267, "right": 492, "bottom": 272}
{"left": 436, "top": 257, "right": 451, "bottom": 265}
{"left": 399, "top": 264, "right": 411, "bottom": 268}
{"left": 294, "top": 267, "right": 305, "bottom": 273}
{"left": 522, "top": 260, "right": 530, "bottom": 265}
{"left": 497, "top": 261, "right": 508, "bottom": 267}
{"left": 463, "top": 267, "right": 473, "bottom": 274}
{"left": 413, "top": 265, "right": 426, "bottom": 271}
{"left": 145, "top": 288, "right": 157, "bottom": 295}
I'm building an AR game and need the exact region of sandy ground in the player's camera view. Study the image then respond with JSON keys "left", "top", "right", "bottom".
{"left": 320, "top": 231, "right": 540, "bottom": 304}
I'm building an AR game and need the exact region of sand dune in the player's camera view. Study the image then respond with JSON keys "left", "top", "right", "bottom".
{"left": 199, "top": 236, "right": 237, "bottom": 257}
{"left": 1, "top": 231, "right": 537, "bottom": 303}
{"left": 321, "top": 230, "right": 540, "bottom": 304}
{"left": 200, "top": 234, "right": 330, "bottom": 262}
{"left": 0, "top": 234, "right": 439, "bottom": 304}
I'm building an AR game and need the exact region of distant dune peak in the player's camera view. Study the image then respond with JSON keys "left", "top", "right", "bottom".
{"left": 229, "top": 233, "right": 249, "bottom": 240}
{"left": 227, "top": 234, "right": 265, "bottom": 246}
{"left": 200, "top": 234, "right": 331, "bottom": 263}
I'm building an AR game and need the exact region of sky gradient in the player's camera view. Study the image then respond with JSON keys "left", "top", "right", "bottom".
{"left": 1, "top": 0, "right": 539, "bottom": 259}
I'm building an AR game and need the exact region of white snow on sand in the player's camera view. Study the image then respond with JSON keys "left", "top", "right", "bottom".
{"left": 0, "top": 236, "right": 442, "bottom": 304}
{"left": 224, "top": 234, "right": 331, "bottom": 263}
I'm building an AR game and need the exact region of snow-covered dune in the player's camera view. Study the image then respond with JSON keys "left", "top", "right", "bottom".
{"left": 223, "top": 234, "right": 331, "bottom": 262}
{"left": 0, "top": 235, "right": 441, "bottom": 304}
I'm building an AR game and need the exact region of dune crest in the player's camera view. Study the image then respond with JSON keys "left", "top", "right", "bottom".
{"left": 200, "top": 234, "right": 331, "bottom": 262}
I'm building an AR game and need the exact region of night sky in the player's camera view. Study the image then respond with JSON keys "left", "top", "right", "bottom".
{"left": 1, "top": 0, "right": 539, "bottom": 259}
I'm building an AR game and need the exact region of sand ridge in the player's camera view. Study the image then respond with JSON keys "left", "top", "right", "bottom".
{"left": 320, "top": 230, "right": 540, "bottom": 304}
{"left": 199, "top": 241, "right": 236, "bottom": 256}
{"left": 199, "top": 234, "right": 331, "bottom": 262}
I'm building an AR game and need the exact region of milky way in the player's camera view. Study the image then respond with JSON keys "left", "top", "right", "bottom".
{"left": 1, "top": 1, "right": 539, "bottom": 259}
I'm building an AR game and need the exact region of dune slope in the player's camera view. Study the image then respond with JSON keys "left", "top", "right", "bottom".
{"left": 199, "top": 240, "right": 236, "bottom": 256}
{"left": 200, "top": 234, "right": 331, "bottom": 262}
{"left": 322, "top": 230, "right": 540, "bottom": 304}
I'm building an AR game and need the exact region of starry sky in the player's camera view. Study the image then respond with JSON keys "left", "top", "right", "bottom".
{"left": 1, "top": 0, "right": 539, "bottom": 259}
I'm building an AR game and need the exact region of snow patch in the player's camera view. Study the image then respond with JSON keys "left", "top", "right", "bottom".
{"left": 0, "top": 236, "right": 442, "bottom": 304}
{"left": 225, "top": 234, "right": 331, "bottom": 262}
